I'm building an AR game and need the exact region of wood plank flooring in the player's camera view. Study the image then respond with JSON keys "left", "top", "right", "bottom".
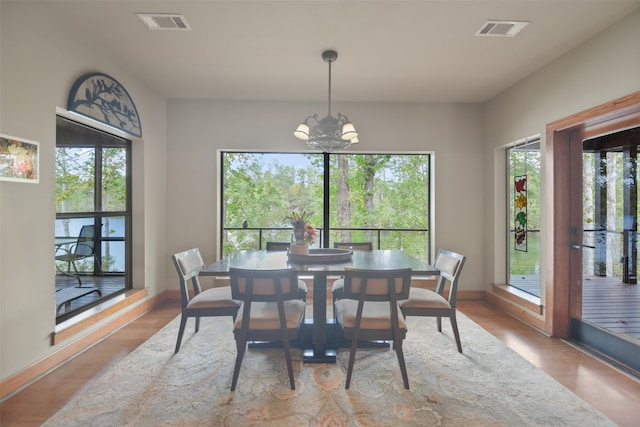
{"left": 1, "top": 300, "right": 639, "bottom": 426}
{"left": 460, "top": 301, "right": 640, "bottom": 427}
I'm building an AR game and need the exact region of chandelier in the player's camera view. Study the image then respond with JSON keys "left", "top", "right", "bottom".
{"left": 293, "top": 50, "right": 359, "bottom": 152}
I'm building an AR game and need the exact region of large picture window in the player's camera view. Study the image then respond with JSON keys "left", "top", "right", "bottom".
{"left": 220, "top": 152, "right": 431, "bottom": 262}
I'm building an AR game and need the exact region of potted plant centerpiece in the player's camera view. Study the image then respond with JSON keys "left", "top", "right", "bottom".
{"left": 286, "top": 210, "right": 317, "bottom": 255}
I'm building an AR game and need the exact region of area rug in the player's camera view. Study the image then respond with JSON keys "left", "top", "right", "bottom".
{"left": 44, "top": 313, "right": 615, "bottom": 426}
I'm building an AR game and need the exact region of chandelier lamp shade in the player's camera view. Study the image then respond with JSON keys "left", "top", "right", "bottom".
{"left": 294, "top": 50, "right": 359, "bottom": 152}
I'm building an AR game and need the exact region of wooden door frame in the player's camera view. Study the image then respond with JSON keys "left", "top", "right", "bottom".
{"left": 545, "top": 91, "right": 640, "bottom": 337}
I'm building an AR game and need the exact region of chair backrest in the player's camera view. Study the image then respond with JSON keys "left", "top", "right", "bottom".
{"left": 172, "top": 248, "right": 206, "bottom": 305}
{"left": 75, "top": 225, "right": 97, "bottom": 256}
{"left": 341, "top": 268, "right": 412, "bottom": 302}
{"left": 266, "top": 241, "right": 291, "bottom": 251}
{"left": 433, "top": 249, "right": 466, "bottom": 307}
{"left": 229, "top": 268, "right": 300, "bottom": 302}
{"left": 333, "top": 241, "right": 373, "bottom": 251}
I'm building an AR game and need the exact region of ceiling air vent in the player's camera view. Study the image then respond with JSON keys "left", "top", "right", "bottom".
{"left": 136, "top": 13, "right": 191, "bottom": 30}
{"left": 475, "top": 20, "right": 529, "bottom": 37}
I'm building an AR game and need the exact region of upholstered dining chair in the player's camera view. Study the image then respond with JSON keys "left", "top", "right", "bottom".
{"left": 265, "top": 241, "right": 291, "bottom": 251}
{"left": 229, "top": 267, "right": 306, "bottom": 391}
{"left": 399, "top": 248, "right": 466, "bottom": 353}
{"left": 334, "top": 267, "right": 412, "bottom": 389}
{"left": 172, "top": 248, "right": 241, "bottom": 353}
{"left": 331, "top": 241, "right": 373, "bottom": 318}
{"left": 333, "top": 241, "right": 373, "bottom": 251}
{"left": 266, "top": 241, "right": 308, "bottom": 302}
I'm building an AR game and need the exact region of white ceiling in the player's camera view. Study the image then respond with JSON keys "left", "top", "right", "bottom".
{"left": 35, "top": 0, "right": 640, "bottom": 103}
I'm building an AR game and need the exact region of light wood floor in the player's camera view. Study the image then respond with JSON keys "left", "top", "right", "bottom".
{"left": 1, "top": 300, "right": 639, "bottom": 426}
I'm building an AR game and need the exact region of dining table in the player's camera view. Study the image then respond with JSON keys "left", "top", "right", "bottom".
{"left": 200, "top": 249, "right": 439, "bottom": 363}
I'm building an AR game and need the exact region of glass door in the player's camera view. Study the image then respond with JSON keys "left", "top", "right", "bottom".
{"left": 575, "top": 127, "right": 640, "bottom": 372}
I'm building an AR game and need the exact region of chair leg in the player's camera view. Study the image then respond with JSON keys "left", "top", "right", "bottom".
{"left": 345, "top": 336, "right": 359, "bottom": 389}
{"left": 436, "top": 316, "right": 442, "bottom": 332}
{"left": 394, "top": 340, "right": 410, "bottom": 390}
{"left": 231, "top": 339, "right": 247, "bottom": 391}
{"left": 70, "top": 260, "right": 82, "bottom": 286}
{"left": 282, "top": 339, "right": 296, "bottom": 390}
{"left": 195, "top": 316, "right": 201, "bottom": 333}
{"left": 450, "top": 315, "right": 463, "bottom": 353}
{"left": 174, "top": 315, "right": 188, "bottom": 353}
{"left": 54, "top": 257, "right": 82, "bottom": 286}
{"left": 93, "top": 254, "right": 102, "bottom": 274}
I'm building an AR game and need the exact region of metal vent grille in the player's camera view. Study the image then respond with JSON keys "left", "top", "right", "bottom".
{"left": 136, "top": 13, "right": 191, "bottom": 30}
{"left": 475, "top": 20, "right": 529, "bottom": 37}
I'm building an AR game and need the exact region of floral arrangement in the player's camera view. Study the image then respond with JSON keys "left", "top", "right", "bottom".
{"left": 303, "top": 223, "right": 317, "bottom": 245}
{"left": 285, "top": 210, "right": 317, "bottom": 245}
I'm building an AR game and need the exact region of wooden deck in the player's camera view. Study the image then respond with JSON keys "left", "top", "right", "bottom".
{"left": 511, "top": 275, "right": 640, "bottom": 341}
{"left": 509, "top": 275, "right": 541, "bottom": 297}
{"left": 582, "top": 276, "right": 640, "bottom": 340}
{"left": 55, "top": 275, "right": 126, "bottom": 320}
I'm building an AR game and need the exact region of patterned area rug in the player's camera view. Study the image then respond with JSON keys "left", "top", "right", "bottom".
{"left": 44, "top": 313, "right": 615, "bottom": 426}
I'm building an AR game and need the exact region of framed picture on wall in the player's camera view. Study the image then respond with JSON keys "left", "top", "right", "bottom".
{"left": 0, "top": 134, "right": 40, "bottom": 183}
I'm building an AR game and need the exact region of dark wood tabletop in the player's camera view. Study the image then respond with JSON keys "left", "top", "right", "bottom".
{"left": 200, "top": 249, "right": 438, "bottom": 276}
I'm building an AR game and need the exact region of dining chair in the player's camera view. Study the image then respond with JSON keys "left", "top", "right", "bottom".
{"left": 331, "top": 241, "right": 373, "bottom": 318}
{"left": 229, "top": 267, "right": 306, "bottom": 391}
{"left": 265, "top": 241, "right": 291, "bottom": 251}
{"left": 55, "top": 224, "right": 102, "bottom": 286}
{"left": 266, "top": 241, "right": 308, "bottom": 302}
{"left": 333, "top": 241, "right": 373, "bottom": 251}
{"left": 334, "top": 267, "right": 412, "bottom": 389}
{"left": 172, "top": 248, "right": 241, "bottom": 353}
{"left": 399, "top": 248, "right": 467, "bottom": 353}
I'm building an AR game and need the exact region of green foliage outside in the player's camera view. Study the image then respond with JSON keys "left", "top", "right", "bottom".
{"left": 509, "top": 232, "right": 540, "bottom": 276}
{"left": 222, "top": 152, "right": 430, "bottom": 260}
{"left": 509, "top": 145, "right": 639, "bottom": 285}
{"left": 508, "top": 146, "right": 541, "bottom": 279}
{"left": 55, "top": 146, "right": 127, "bottom": 272}
{"left": 583, "top": 152, "right": 639, "bottom": 279}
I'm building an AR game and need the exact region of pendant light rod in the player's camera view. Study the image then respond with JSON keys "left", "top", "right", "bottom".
{"left": 327, "top": 58, "right": 332, "bottom": 117}
{"left": 293, "top": 49, "right": 358, "bottom": 152}
{"left": 323, "top": 50, "right": 337, "bottom": 116}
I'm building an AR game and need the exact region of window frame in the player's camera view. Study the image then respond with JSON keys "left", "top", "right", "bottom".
{"left": 506, "top": 136, "right": 541, "bottom": 298}
{"left": 55, "top": 115, "right": 132, "bottom": 322}
{"left": 217, "top": 150, "right": 434, "bottom": 263}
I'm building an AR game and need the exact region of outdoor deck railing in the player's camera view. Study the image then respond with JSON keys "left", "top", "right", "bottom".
{"left": 222, "top": 226, "right": 430, "bottom": 261}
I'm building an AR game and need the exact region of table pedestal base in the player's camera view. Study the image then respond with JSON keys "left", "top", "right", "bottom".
{"left": 303, "top": 348, "right": 336, "bottom": 363}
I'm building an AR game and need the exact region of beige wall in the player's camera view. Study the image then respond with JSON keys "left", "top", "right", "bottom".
{"left": 166, "top": 100, "right": 485, "bottom": 287}
{"left": 0, "top": 2, "right": 169, "bottom": 379}
{"left": 483, "top": 9, "right": 640, "bottom": 300}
